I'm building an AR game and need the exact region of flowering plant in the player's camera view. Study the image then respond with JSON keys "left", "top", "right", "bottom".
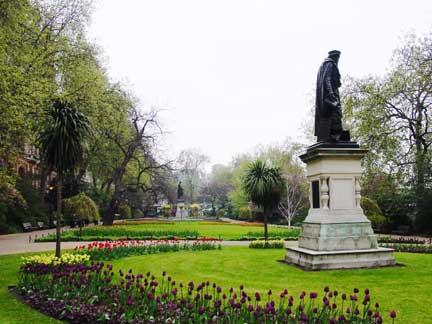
{"left": 17, "top": 262, "right": 396, "bottom": 323}
{"left": 74, "top": 239, "right": 220, "bottom": 260}
{"left": 22, "top": 253, "right": 90, "bottom": 266}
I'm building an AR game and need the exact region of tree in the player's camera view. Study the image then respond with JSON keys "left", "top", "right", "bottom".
{"left": 344, "top": 32, "right": 432, "bottom": 231}
{"left": 102, "top": 107, "right": 166, "bottom": 225}
{"left": 39, "top": 99, "right": 92, "bottom": 256}
{"left": 177, "top": 148, "right": 209, "bottom": 203}
{"left": 201, "top": 164, "right": 234, "bottom": 214}
{"left": 243, "top": 160, "right": 283, "bottom": 241}
{"left": 278, "top": 171, "right": 308, "bottom": 227}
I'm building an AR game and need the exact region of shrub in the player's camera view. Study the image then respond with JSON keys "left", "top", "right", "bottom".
{"left": 378, "top": 236, "right": 426, "bottom": 244}
{"left": 216, "top": 209, "right": 225, "bottom": 219}
{"left": 249, "top": 240, "right": 285, "bottom": 248}
{"left": 16, "top": 177, "right": 49, "bottom": 226}
{"left": 0, "top": 182, "right": 28, "bottom": 233}
{"left": 361, "top": 197, "right": 387, "bottom": 229}
{"left": 161, "top": 204, "right": 172, "bottom": 217}
{"left": 63, "top": 192, "right": 100, "bottom": 225}
{"left": 17, "top": 263, "right": 395, "bottom": 323}
{"left": 246, "top": 228, "right": 300, "bottom": 240}
{"left": 379, "top": 243, "right": 432, "bottom": 253}
{"left": 118, "top": 202, "right": 132, "bottom": 219}
{"left": 189, "top": 203, "right": 201, "bottom": 217}
{"left": 239, "top": 206, "right": 253, "bottom": 219}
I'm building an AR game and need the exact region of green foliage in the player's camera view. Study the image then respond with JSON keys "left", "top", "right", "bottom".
{"left": 0, "top": 182, "right": 27, "bottom": 233}
{"left": 361, "top": 196, "right": 387, "bottom": 229}
{"left": 243, "top": 160, "right": 283, "bottom": 211}
{"left": 161, "top": 204, "right": 172, "bottom": 217}
{"left": 249, "top": 240, "right": 285, "bottom": 249}
{"left": 75, "top": 241, "right": 219, "bottom": 261}
{"left": 238, "top": 207, "right": 253, "bottom": 220}
{"left": 85, "top": 186, "right": 111, "bottom": 215}
{"left": 63, "top": 192, "right": 100, "bottom": 224}
{"left": 215, "top": 209, "right": 225, "bottom": 219}
{"left": 189, "top": 203, "right": 201, "bottom": 217}
{"left": 39, "top": 100, "right": 92, "bottom": 175}
{"left": 16, "top": 177, "right": 49, "bottom": 225}
{"left": 343, "top": 32, "right": 432, "bottom": 232}
{"left": 117, "top": 202, "right": 132, "bottom": 219}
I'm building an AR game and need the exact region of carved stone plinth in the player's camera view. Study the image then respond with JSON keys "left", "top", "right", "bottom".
{"left": 285, "top": 143, "right": 395, "bottom": 270}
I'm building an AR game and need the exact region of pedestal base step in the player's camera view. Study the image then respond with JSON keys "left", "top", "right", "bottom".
{"left": 285, "top": 246, "right": 395, "bottom": 270}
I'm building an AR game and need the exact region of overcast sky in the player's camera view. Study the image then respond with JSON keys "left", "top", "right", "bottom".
{"left": 88, "top": 0, "right": 432, "bottom": 166}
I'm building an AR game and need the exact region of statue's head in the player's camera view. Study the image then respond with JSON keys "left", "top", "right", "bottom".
{"left": 328, "top": 50, "right": 341, "bottom": 64}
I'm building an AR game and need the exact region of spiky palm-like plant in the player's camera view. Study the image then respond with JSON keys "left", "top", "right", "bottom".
{"left": 39, "top": 100, "right": 92, "bottom": 257}
{"left": 243, "top": 160, "right": 283, "bottom": 241}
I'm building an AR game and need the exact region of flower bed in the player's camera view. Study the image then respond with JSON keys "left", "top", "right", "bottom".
{"left": 17, "top": 260, "right": 396, "bottom": 323}
{"left": 35, "top": 226, "right": 201, "bottom": 242}
{"left": 378, "top": 236, "right": 427, "bottom": 244}
{"left": 22, "top": 253, "right": 90, "bottom": 266}
{"left": 249, "top": 240, "right": 285, "bottom": 249}
{"left": 244, "top": 228, "right": 300, "bottom": 241}
{"left": 379, "top": 243, "right": 432, "bottom": 254}
{"left": 74, "top": 240, "right": 220, "bottom": 260}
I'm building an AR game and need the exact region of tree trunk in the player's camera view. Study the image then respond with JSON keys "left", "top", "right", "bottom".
{"left": 263, "top": 207, "right": 268, "bottom": 241}
{"left": 55, "top": 175, "right": 62, "bottom": 257}
{"left": 104, "top": 182, "right": 121, "bottom": 225}
{"left": 415, "top": 142, "right": 426, "bottom": 230}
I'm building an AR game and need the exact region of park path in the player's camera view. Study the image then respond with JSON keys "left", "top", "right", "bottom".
{"left": 0, "top": 228, "right": 299, "bottom": 255}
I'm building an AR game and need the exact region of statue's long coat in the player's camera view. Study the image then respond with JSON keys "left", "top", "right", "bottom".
{"left": 314, "top": 58, "right": 341, "bottom": 140}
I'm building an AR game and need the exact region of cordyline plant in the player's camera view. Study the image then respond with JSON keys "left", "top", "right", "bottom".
{"left": 39, "top": 99, "right": 92, "bottom": 257}
{"left": 17, "top": 261, "right": 396, "bottom": 323}
{"left": 74, "top": 240, "right": 221, "bottom": 260}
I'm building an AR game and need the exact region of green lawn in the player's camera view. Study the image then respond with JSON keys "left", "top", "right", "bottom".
{"left": 1, "top": 247, "right": 431, "bottom": 323}
{"left": 37, "top": 221, "right": 300, "bottom": 241}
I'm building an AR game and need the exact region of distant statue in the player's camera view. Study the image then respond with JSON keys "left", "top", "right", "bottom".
{"left": 315, "top": 50, "right": 350, "bottom": 142}
{"left": 177, "top": 181, "right": 184, "bottom": 200}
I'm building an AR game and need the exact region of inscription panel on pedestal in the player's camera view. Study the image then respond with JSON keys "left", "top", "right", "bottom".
{"left": 330, "top": 178, "right": 354, "bottom": 209}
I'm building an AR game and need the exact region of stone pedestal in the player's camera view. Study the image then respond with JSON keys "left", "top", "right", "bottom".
{"left": 175, "top": 201, "right": 188, "bottom": 219}
{"left": 285, "top": 142, "right": 395, "bottom": 270}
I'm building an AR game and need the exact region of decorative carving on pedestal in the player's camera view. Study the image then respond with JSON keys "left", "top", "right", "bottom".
{"left": 320, "top": 176, "right": 329, "bottom": 209}
{"left": 355, "top": 177, "right": 362, "bottom": 209}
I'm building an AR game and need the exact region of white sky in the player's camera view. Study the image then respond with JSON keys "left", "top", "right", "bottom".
{"left": 88, "top": 0, "right": 432, "bottom": 166}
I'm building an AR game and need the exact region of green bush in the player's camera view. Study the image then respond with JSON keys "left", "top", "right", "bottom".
{"left": 16, "top": 178, "right": 49, "bottom": 225}
{"left": 238, "top": 207, "right": 253, "bottom": 220}
{"left": 161, "top": 204, "right": 172, "bottom": 217}
{"left": 0, "top": 182, "right": 28, "bottom": 233}
{"left": 216, "top": 209, "right": 225, "bottom": 219}
{"left": 361, "top": 197, "right": 387, "bottom": 229}
{"left": 190, "top": 203, "right": 201, "bottom": 217}
{"left": 249, "top": 240, "right": 285, "bottom": 248}
{"left": 118, "top": 202, "right": 132, "bottom": 219}
{"left": 85, "top": 186, "right": 111, "bottom": 216}
{"left": 63, "top": 192, "right": 100, "bottom": 224}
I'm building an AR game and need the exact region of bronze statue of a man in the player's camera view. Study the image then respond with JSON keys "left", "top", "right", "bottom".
{"left": 177, "top": 181, "right": 184, "bottom": 200}
{"left": 315, "top": 50, "right": 349, "bottom": 142}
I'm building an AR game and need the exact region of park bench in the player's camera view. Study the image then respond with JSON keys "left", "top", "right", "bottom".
{"left": 36, "top": 222, "right": 48, "bottom": 230}
{"left": 22, "top": 222, "right": 34, "bottom": 232}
